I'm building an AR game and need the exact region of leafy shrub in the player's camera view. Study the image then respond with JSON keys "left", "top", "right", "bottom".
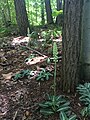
{"left": 36, "top": 68, "right": 53, "bottom": 81}
{"left": 39, "top": 94, "right": 70, "bottom": 116}
{"left": 77, "top": 83, "right": 90, "bottom": 117}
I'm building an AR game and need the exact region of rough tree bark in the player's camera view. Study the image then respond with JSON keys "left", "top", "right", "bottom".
{"left": 45, "top": 0, "right": 53, "bottom": 24}
{"left": 82, "top": 0, "right": 90, "bottom": 81}
{"left": 62, "top": 0, "right": 83, "bottom": 92}
{"left": 14, "top": 0, "right": 30, "bottom": 36}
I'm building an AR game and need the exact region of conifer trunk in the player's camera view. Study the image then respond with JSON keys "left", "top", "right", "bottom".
{"left": 14, "top": 0, "right": 30, "bottom": 36}
{"left": 45, "top": 0, "right": 53, "bottom": 24}
{"left": 62, "top": 0, "right": 83, "bottom": 92}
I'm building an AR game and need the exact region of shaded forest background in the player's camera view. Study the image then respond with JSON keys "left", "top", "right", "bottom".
{"left": 0, "top": 0, "right": 63, "bottom": 37}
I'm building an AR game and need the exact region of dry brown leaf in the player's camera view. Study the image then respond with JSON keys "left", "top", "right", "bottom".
{"left": 46, "top": 65, "right": 54, "bottom": 72}
{"left": 2, "top": 72, "right": 13, "bottom": 80}
{"left": 0, "top": 94, "right": 9, "bottom": 116}
{"left": 12, "top": 36, "right": 29, "bottom": 45}
{"left": 0, "top": 57, "right": 7, "bottom": 62}
{"left": 0, "top": 66, "right": 3, "bottom": 72}
{"left": 0, "top": 51, "right": 4, "bottom": 57}
{"left": 26, "top": 56, "right": 47, "bottom": 65}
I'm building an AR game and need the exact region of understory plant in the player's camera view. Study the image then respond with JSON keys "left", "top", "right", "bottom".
{"left": 77, "top": 83, "right": 90, "bottom": 117}
{"left": 27, "top": 28, "right": 39, "bottom": 48}
{"left": 13, "top": 69, "right": 31, "bottom": 80}
{"left": 60, "top": 111, "right": 77, "bottom": 120}
{"left": 39, "top": 94, "right": 70, "bottom": 116}
{"left": 36, "top": 68, "right": 53, "bottom": 81}
{"left": 27, "top": 30, "right": 39, "bottom": 40}
{"left": 39, "top": 42, "right": 71, "bottom": 117}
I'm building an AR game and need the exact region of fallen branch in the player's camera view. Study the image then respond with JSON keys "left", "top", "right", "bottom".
{"left": 20, "top": 45, "right": 45, "bottom": 57}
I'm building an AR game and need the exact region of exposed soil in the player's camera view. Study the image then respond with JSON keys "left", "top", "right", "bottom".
{"left": 0, "top": 37, "right": 89, "bottom": 120}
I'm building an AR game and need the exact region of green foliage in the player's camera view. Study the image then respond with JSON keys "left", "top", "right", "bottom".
{"left": 28, "top": 31, "right": 39, "bottom": 39}
{"left": 41, "top": 29, "right": 61, "bottom": 40}
{"left": 46, "top": 58, "right": 51, "bottom": 64}
{"left": 81, "top": 105, "right": 90, "bottom": 117}
{"left": 41, "top": 31, "right": 51, "bottom": 41}
{"left": 77, "top": 83, "right": 90, "bottom": 105}
{"left": 52, "top": 10, "right": 63, "bottom": 17}
{"left": 36, "top": 68, "right": 53, "bottom": 81}
{"left": 27, "top": 30, "right": 39, "bottom": 48}
{"left": 39, "top": 94, "right": 70, "bottom": 116}
{"left": 0, "top": 0, "right": 63, "bottom": 33}
{"left": 13, "top": 73, "right": 22, "bottom": 80}
{"left": 77, "top": 83, "right": 90, "bottom": 117}
{"left": 52, "top": 30, "right": 60, "bottom": 38}
{"left": 13, "top": 69, "right": 31, "bottom": 80}
{"left": 0, "top": 27, "right": 10, "bottom": 37}
{"left": 0, "top": 25, "right": 18, "bottom": 37}
{"left": 60, "top": 111, "right": 77, "bottom": 120}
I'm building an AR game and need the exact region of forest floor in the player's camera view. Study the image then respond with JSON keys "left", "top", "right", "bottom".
{"left": 0, "top": 31, "right": 89, "bottom": 120}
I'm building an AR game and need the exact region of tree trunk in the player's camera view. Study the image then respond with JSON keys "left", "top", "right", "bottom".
{"left": 41, "top": 0, "right": 45, "bottom": 25}
{"left": 61, "top": 0, "right": 83, "bottom": 92}
{"left": 14, "top": 0, "right": 30, "bottom": 36}
{"left": 82, "top": 0, "right": 90, "bottom": 81}
{"left": 45, "top": 0, "right": 53, "bottom": 24}
{"left": 56, "top": 0, "right": 63, "bottom": 25}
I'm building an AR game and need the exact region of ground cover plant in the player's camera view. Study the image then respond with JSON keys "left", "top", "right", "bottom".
{"left": 36, "top": 68, "right": 53, "bottom": 81}
{"left": 13, "top": 69, "right": 31, "bottom": 80}
{"left": 77, "top": 83, "right": 90, "bottom": 118}
{"left": 39, "top": 94, "right": 70, "bottom": 116}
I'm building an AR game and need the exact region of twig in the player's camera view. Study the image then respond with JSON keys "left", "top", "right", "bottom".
{"left": 0, "top": 63, "right": 11, "bottom": 66}
{"left": 20, "top": 45, "right": 62, "bottom": 60}
{"left": 50, "top": 56, "right": 62, "bottom": 60}
{"left": 20, "top": 45, "right": 45, "bottom": 57}
{"left": 13, "top": 110, "right": 18, "bottom": 120}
